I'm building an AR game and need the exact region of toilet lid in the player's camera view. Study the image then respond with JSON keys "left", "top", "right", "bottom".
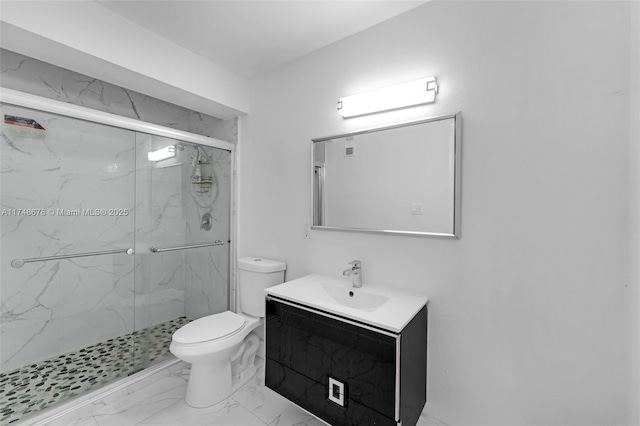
{"left": 173, "top": 311, "right": 245, "bottom": 344}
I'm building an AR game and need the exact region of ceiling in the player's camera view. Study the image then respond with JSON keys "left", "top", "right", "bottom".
{"left": 97, "top": 1, "right": 427, "bottom": 80}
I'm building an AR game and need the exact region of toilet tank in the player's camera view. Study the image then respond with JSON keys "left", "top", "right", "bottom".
{"left": 238, "top": 257, "right": 286, "bottom": 317}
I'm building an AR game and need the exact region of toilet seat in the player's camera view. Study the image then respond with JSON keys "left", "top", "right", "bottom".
{"left": 172, "top": 311, "right": 246, "bottom": 344}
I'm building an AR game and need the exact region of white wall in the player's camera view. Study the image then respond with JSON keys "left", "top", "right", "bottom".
{"left": 628, "top": 1, "right": 640, "bottom": 424}
{"left": 239, "top": 2, "right": 632, "bottom": 425}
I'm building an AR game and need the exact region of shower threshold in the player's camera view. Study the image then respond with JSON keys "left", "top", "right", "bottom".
{"left": 0, "top": 317, "right": 190, "bottom": 425}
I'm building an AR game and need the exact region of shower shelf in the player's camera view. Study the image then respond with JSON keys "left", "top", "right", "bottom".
{"left": 192, "top": 179, "right": 212, "bottom": 194}
{"left": 192, "top": 159, "right": 213, "bottom": 187}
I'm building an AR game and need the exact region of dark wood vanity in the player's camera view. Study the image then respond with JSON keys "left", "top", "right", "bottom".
{"left": 265, "top": 297, "right": 427, "bottom": 426}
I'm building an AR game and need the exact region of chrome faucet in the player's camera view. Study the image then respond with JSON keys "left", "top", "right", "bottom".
{"left": 342, "top": 260, "right": 362, "bottom": 288}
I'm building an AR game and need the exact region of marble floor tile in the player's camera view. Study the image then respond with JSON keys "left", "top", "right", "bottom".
{"left": 265, "top": 405, "right": 328, "bottom": 426}
{"left": 229, "top": 361, "right": 293, "bottom": 424}
{"left": 65, "top": 376, "right": 188, "bottom": 426}
{"left": 139, "top": 398, "right": 264, "bottom": 426}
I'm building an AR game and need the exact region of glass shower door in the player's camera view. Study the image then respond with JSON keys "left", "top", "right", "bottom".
{"left": 132, "top": 134, "right": 231, "bottom": 373}
{"left": 0, "top": 103, "right": 137, "bottom": 422}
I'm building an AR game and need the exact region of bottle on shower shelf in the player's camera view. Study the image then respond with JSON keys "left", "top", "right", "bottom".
{"left": 194, "top": 160, "right": 202, "bottom": 183}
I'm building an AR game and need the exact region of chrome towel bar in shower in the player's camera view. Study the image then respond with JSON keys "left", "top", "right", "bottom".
{"left": 11, "top": 247, "right": 135, "bottom": 268}
{"left": 149, "top": 240, "right": 225, "bottom": 253}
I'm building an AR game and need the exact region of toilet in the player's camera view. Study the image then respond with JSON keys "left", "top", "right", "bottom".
{"left": 170, "top": 256, "right": 286, "bottom": 408}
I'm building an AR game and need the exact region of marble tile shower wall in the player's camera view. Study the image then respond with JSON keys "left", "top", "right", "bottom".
{"left": 0, "top": 50, "right": 234, "bottom": 373}
{"left": 0, "top": 49, "right": 237, "bottom": 143}
{"left": 183, "top": 146, "right": 231, "bottom": 320}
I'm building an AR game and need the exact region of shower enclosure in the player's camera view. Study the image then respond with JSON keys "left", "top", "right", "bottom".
{"left": 0, "top": 90, "right": 233, "bottom": 424}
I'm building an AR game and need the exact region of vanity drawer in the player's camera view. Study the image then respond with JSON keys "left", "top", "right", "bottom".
{"left": 266, "top": 358, "right": 396, "bottom": 426}
{"left": 266, "top": 299, "right": 397, "bottom": 420}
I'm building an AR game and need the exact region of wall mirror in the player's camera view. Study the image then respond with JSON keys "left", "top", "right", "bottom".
{"left": 311, "top": 112, "right": 461, "bottom": 238}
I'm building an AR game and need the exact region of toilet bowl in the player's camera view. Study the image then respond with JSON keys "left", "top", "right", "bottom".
{"left": 170, "top": 257, "right": 286, "bottom": 408}
{"left": 170, "top": 311, "right": 261, "bottom": 408}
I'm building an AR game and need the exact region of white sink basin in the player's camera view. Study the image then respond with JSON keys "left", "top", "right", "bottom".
{"left": 265, "top": 273, "right": 428, "bottom": 333}
{"left": 320, "top": 282, "right": 390, "bottom": 311}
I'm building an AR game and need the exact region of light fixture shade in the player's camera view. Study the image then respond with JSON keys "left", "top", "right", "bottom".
{"left": 337, "top": 77, "right": 438, "bottom": 118}
{"left": 147, "top": 145, "right": 176, "bottom": 162}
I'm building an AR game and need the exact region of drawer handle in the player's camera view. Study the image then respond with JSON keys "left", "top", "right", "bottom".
{"left": 328, "top": 377, "right": 346, "bottom": 406}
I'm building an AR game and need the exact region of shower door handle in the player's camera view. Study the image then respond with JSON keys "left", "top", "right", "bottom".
{"left": 11, "top": 247, "right": 134, "bottom": 268}
{"left": 149, "top": 240, "right": 225, "bottom": 253}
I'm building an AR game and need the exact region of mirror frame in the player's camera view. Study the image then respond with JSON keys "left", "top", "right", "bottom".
{"left": 311, "top": 112, "right": 461, "bottom": 238}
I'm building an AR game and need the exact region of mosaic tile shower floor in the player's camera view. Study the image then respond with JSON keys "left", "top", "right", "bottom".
{"left": 0, "top": 317, "right": 190, "bottom": 425}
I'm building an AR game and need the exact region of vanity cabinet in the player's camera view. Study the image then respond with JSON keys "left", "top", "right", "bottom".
{"left": 265, "top": 297, "right": 427, "bottom": 426}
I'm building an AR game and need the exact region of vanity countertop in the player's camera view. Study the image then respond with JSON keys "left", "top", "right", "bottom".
{"left": 264, "top": 273, "right": 428, "bottom": 333}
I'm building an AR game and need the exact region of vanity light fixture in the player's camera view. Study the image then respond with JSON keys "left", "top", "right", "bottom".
{"left": 337, "top": 77, "right": 438, "bottom": 118}
{"left": 147, "top": 145, "right": 176, "bottom": 162}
